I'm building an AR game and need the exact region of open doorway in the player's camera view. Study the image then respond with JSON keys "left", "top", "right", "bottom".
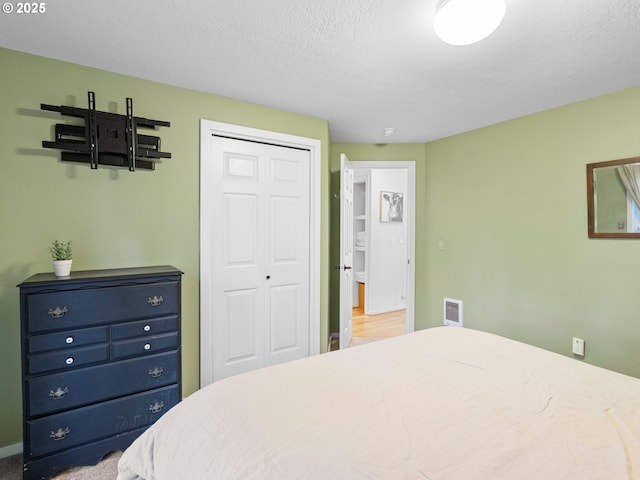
{"left": 340, "top": 161, "right": 415, "bottom": 349}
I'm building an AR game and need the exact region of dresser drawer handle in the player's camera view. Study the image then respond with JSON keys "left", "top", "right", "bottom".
{"left": 49, "top": 387, "right": 69, "bottom": 400}
{"left": 65, "top": 357, "right": 74, "bottom": 365}
{"left": 65, "top": 336, "right": 74, "bottom": 344}
{"left": 149, "top": 401, "right": 165, "bottom": 414}
{"left": 50, "top": 427, "right": 70, "bottom": 441}
{"left": 148, "top": 367, "right": 164, "bottom": 378}
{"left": 143, "top": 325, "right": 151, "bottom": 332}
{"left": 144, "top": 343, "right": 151, "bottom": 351}
{"left": 47, "top": 306, "right": 68, "bottom": 318}
{"left": 148, "top": 295, "right": 164, "bottom": 307}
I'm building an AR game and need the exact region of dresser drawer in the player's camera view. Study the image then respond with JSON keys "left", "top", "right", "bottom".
{"left": 26, "top": 281, "right": 179, "bottom": 334}
{"left": 111, "top": 315, "right": 178, "bottom": 340}
{"left": 27, "top": 384, "right": 180, "bottom": 457}
{"left": 112, "top": 332, "right": 179, "bottom": 360}
{"left": 27, "top": 351, "right": 179, "bottom": 417}
{"left": 28, "top": 344, "right": 109, "bottom": 375}
{"left": 28, "top": 326, "right": 109, "bottom": 354}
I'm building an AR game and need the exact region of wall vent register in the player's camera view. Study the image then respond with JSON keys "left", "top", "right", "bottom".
{"left": 444, "top": 298, "right": 464, "bottom": 327}
{"left": 18, "top": 266, "right": 183, "bottom": 480}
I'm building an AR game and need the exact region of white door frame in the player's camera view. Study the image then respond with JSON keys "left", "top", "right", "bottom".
{"left": 199, "top": 119, "right": 321, "bottom": 387}
{"left": 346, "top": 161, "right": 416, "bottom": 333}
{"left": 339, "top": 154, "right": 354, "bottom": 349}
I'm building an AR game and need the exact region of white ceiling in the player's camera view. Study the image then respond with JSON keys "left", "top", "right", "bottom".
{"left": 1, "top": 0, "right": 640, "bottom": 144}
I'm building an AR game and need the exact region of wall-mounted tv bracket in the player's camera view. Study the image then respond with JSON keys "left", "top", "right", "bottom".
{"left": 41, "top": 91, "right": 171, "bottom": 171}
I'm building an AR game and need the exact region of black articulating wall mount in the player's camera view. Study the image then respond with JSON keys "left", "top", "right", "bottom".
{"left": 41, "top": 91, "right": 171, "bottom": 171}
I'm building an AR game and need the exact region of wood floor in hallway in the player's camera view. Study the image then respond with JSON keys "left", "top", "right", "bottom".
{"left": 350, "top": 307, "right": 406, "bottom": 347}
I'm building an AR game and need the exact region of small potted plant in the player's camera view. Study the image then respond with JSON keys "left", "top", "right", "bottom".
{"left": 50, "top": 240, "right": 73, "bottom": 277}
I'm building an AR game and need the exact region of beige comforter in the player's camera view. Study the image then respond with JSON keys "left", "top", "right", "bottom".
{"left": 118, "top": 327, "right": 640, "bottom": 479}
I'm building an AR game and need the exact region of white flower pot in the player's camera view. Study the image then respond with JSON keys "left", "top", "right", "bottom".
{"left": 53, "top": 259, "right": 73, "bottom": 277}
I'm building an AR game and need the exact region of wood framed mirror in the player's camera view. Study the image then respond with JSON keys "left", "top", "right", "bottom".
{"left": 587, "top": 156, "right": 640, "bottom": 238}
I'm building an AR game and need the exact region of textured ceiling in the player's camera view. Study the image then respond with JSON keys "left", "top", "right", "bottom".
{"left": 1, "top": 0, "right": 640, "bottom": 143}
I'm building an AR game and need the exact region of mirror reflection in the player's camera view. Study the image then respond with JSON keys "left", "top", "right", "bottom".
{"left": 587, "top": 157, "right": 640, "bottom": 238}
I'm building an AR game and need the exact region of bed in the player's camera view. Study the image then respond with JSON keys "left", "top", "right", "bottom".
{"left": 117, "top": 327, "right": 640, "bottom": 479}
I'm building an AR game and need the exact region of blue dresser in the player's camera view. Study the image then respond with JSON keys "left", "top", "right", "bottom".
{"left": 18, "top": 266, "right": 183, "bottom": 480}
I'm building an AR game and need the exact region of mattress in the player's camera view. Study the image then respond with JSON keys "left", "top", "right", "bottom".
{"left": 117, "top": 327, "right": 640, "bottom": 479}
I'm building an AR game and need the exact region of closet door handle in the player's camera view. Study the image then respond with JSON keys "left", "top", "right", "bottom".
{"left": 266, "top": 275, "right": 271, "bottom": 280}
{"left": 334, "top": 265, "right": 352, "bottom": 270}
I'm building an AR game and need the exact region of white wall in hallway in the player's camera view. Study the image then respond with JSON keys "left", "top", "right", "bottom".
{"left": 367, "top": 168, "right": 408, "bottom": 314}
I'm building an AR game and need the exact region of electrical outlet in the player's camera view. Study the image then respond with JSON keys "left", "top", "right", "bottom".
{"left": 572, "top": 337, "right": 585, "bottom": 356}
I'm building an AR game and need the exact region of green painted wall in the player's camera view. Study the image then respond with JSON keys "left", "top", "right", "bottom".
{"left": 0, "top": 48, "right": 330, "bottom": 448}
{"left": 423, "top": 85, "right": 640, "bottom": 378}
{"left": 328, "top": 144, "right": 427, "bottom": 334}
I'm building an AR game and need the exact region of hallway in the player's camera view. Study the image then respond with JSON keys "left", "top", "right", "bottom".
{"left": 349, "top": 307, "right": 406, "bottom": 347}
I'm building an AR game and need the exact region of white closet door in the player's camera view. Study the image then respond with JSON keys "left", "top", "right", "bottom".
{"left": 264, "top": 149, "right": 310, "bottom": 367}
{"left": 209, "top": 136, "right": 310, "bottom": 382}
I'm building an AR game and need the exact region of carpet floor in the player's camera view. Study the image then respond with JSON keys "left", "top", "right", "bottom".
{"left": 0, "top": 451, "right": 120, "bottom": 480}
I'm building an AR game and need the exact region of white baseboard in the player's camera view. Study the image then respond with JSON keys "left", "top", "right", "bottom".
{"left": 0, "top": 442, "right": 22, "bottom": 459}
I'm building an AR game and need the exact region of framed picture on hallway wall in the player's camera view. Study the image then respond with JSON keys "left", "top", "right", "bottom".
{"left": 380, "top": 191, "right": 403, "bottom": 222}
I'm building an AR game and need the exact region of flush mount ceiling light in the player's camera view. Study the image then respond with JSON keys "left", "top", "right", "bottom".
{"left": 434, "top": 0, "right": 506, "bottom": 46}
{"left": 383, "top": 127, "right": 396, "bottom": 136}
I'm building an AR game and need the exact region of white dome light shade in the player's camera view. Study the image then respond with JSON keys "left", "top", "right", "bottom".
{"left": 434, "top": 0, "right": 506, "bottom": 46}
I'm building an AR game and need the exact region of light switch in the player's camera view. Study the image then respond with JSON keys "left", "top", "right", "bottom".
{"left": 437, "top": 239, "right": 445, "bottom": 251}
